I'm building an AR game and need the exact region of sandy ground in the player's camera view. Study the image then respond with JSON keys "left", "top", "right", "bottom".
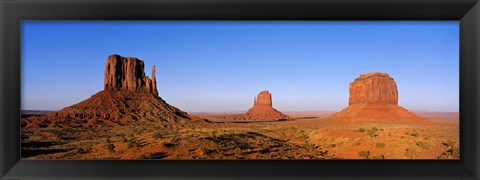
{"left": 21, "top": 112, "right": 459, "bottom": 160}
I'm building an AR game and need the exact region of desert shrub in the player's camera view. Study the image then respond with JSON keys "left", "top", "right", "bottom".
{"left": 127, "top": 141, "right": 139, "bottom": 149}
{"left": 400, "top": 136, "right": 405, "bottom": 139}
{"left": 451, "top": 148, "right": 460, "bottom": 158}
{"left": 263, "top": 143, "right": 271, "bottom": 150}
{"left": 234, "top": 146, "right": 242, "bottom": 155}
{"left": 416, "top": 141, "right": 429, "bottom": 149}
{"left": 138, "top": 152, "right": 152, "bottom": 159}
{"left": 379, "top": 129, "right": 384, "bottom": 131}
{"left": 367, "top": 128, "right": 378, "bottom": 138}
{"left": 411, "top": 132, "right": 420, "bottom": 137}
{"left": 218, "top": 150, "right": 225, "bottom": 156}
{"left": 107, "top": 143, "right": 115, "bottom": 153}
{"left": 354, "top": 142, "right": 361, "bottom": 146}
{"left": 209, "top": 130, "right": 217, "bottom": 138}
{"left": 105, "top": 138, "right": 111, "bottom": 143}
{"left": 354, "top": 128, "right": 366, "bottom": 132}
{"left": 73, "top": 147, "right": 85, "bottom": 155}
{"left": 405, "top": 149, "right": 417, "bottom": 159}
{"left": 375, "top": 143, "right": 385, "bottom": 148}
{"left": 152, "top": 132, "right": 162, "bottom": 140}
{"left": 372, "top": 155, "right": 385, "bottom": 159}
{"left": 304, "top": 143, "right": 316, "bottom": 150}
{"left": 442, "top": 140, "right": 456, "bottom": 147}
{"left": 120, "top": 135, "right": 127, "bottom": 142}
{"left": 358, "top": 151, "right": 370, "bottom": 159}
{"left": 298, "top": 130, "right": 309, "bottom": 142}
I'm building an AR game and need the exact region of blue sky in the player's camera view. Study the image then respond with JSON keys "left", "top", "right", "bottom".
{"left": 21, "top": 21, "right": 459, "bottom": 112}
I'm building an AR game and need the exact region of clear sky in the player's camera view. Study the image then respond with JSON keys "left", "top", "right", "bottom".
{"left": 21, "top": 21, "right": 459, "bottom": 112}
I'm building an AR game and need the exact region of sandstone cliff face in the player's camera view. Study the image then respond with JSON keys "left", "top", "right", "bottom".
{"left": 254, "top": 90, "right": 272, "bottom": 107}
{"left": 104, "top": 54, "right": 158, "bottom": 95}
{"left": 218, "top": 91, "right": 290, "bottom": 121}
{"left": 334, "top": 72, "right": 424, "bottom": 122}
{"left": 349, "top": 72, "right": 398, "bottom": 105}
{"left": 22, "top": 54, "right": 205, "bottom": 129}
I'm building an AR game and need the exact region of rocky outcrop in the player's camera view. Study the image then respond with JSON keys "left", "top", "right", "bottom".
{"left": 104, "top": 54, "right": 158, "bottom": 95}
{"left": 333, "top": 72, "right": 424, "bottom": 122}
{"left": 254, "top": 91, "right": 272, "bottom": 107}
{"left": 349, "top": 72, "right": 398, "bottom": 105}
{"left": 22, "top": 54, "right": 205, "bottom": 129}
{"left": 218, "top": 91, "right": 290, "bottom": 121}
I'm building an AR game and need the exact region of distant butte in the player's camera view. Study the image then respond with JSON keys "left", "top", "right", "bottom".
{"left": 219, "top": 91, "right": 290, "bottom": 121}
{"left": 333, "top": 72, "right": 424, "bottom": 122}
{"left": 22, "top": 54, "right": 206, "bottom": 129}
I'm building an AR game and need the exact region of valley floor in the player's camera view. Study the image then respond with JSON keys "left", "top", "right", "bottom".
{"left": 21, "top": 114, "right": 459, "bottom": 160}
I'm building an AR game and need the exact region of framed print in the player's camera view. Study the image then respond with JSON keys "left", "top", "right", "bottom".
{"left": 1, "top": 0, "right": 479, "bottom": 179}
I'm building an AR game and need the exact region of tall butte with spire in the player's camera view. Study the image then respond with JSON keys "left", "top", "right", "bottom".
{"left": 221, "top": 90, "right": 290, "bottom": 121}
{"left": 333, "top": 72, "right": 424, "bottom": 122}
{"left": 22, "top": 54, "right": 204, "bottom": 129}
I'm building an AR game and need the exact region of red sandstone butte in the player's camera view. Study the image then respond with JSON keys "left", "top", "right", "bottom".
{"left": 220, "top": 91, "right": 290, "bottom": 121}
{"left": 333, "top": 72, "right": 424, "bottom": 122}
{"left": 22, "top": 54, "right": 205, "bottom": 129}
{"left": 104, "top": 54, "right": 158, "bottom": 95}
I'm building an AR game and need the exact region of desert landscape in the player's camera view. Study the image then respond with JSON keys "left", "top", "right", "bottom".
{"left": 21, "top": 54, "right": 459, "bottom": 160}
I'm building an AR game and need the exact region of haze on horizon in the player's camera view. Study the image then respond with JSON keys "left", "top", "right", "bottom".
{"left": 21, "top": 21, "right": 459, "bottom": 113}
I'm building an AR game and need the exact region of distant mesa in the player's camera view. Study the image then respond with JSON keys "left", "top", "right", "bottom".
{"left": 333, "top": 72, "right": 424, "bottom": 122}
{"left": 219, "top": 91, "right": 290, "bottom": 121}
{"left": 22, "top": 54, "right": 205, "bottom": 129}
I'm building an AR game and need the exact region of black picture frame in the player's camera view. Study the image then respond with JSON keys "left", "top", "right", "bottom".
{"left": 1, "top": 0, "right": 479, "bottom": 179}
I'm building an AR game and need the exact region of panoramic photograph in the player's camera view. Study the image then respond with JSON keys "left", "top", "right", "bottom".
{"left": 21, "top": 21, "right": 459, "bottom": 159}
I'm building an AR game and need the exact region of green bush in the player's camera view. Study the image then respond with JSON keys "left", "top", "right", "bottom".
{"left": 375, "top": 143, "right": 385, "bottom": 148}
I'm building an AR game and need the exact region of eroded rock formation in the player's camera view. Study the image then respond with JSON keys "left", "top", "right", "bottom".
{"left": 254, "top": 91, "right": 273, "bottom": 107}
{"left": 22, "top": 54, "right": 205, "bottom": 129}
{"left": 218, "top": 91, "right": 290, "bottom": 121}
{"left": 333, "top": 72, "right": 424, "bottom": 122}
{"left": 104, "top": 54, "right": 158, "bottom": 95}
